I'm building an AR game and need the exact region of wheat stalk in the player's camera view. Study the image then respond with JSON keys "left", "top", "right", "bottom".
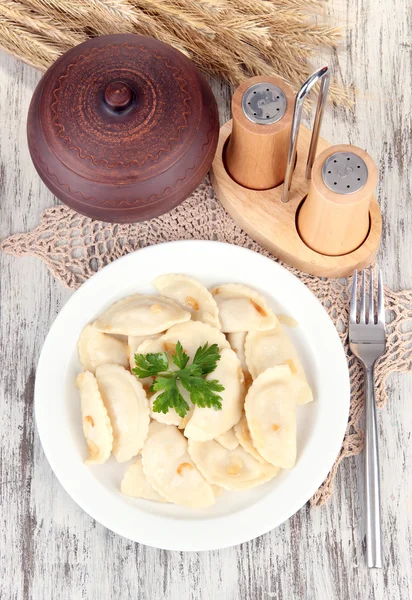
{"left": 0, "top": 0, "right": 347, "bottom": 103}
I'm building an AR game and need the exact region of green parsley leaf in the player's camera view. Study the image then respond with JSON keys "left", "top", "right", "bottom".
{"left": 179, "top": 373, "right": 224, "bottom": 410}
{"left": 133, "top": 341, "right": 225, "bottom": 417}
{"left": 151, "top": 376, "right": 190, "bottom": 418}
{"left": 192, "top": 343, "right": 221, "bottom": 375}
{"left": 132, "top": 351, "right": 168, "bottom": 379}
{"left": 171, "top": 341, "right": 190, "bottom": 370}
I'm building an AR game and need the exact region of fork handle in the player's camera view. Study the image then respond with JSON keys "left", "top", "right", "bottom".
{"left": 364, "top": 366, "right": 383, "bottom": 568}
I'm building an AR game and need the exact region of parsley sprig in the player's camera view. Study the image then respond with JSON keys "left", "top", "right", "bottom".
{"left": 133, "top": 341, "right": 224, "bottom": 418}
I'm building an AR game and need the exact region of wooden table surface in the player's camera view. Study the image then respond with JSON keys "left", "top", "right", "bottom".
{"left": 1, "top": 2, "right": 411, "bottom": 598}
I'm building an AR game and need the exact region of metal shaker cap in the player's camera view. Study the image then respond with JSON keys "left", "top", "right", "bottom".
{"left": 321, "top": 152, "right": 368, "bottom": 194}
{"left": 242, "top": 83, "right": 287, "bottom": 124}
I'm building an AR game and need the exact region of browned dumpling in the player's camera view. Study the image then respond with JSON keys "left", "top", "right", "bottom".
{"left": 185, "top": 348, "right": 244, "bottom": 442}
{"left": 78, "top": 324, "right": 128, "bottom": 373}
{"left": 76, "top": 371, "right": 113, "bottom": 464}
{"left": 234, "top": 414, "right": 267, "bottom": 464}
{"left": 245, "top": 324, "right": 313, "bottom": 404}
{"left": 95, "top": 364, "right": 150, "bottom": 463}
{"left": 210, "top": 284, "right": 278, "bottom": 332}
{"left": 141, "top": 422, "right": 215, "bottom": 508}
{"left": 121, "top": 456, "right": 167, "bottom": 503}
{"left": 188, "top": 438, "right": 279, "bottom": 491}
{"left": 245, "top": 365, "right": 300, "bottom": 468}
{"left": 215, "top": 429, "right": 239, "bottom": 450}
{"left": 94, "top": 294, "right": 190, "bottom": 336}
{"left": 153, "top": 274, "right": 221, "bottom": 329}
{"left": 137, "top": 320, "right": 230, "bottom": 358}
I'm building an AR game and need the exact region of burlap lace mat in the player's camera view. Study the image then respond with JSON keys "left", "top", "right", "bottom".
{"left": 2, "top": 179, "right": 411, "bottom": 507}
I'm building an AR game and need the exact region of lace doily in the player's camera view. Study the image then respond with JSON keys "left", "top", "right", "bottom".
{"left": 2, "top": 179, "right": 411, "bottom": 506}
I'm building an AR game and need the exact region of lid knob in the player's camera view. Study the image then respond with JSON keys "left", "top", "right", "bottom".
{"left": 104, "top": 81, "right": 133, "bottom": 112}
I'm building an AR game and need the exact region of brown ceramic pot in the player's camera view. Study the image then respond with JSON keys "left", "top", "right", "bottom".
{"left": 27, "top": 34, "right": 219, "bottom": 223}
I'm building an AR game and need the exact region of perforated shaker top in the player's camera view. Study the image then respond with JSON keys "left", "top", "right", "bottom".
{"left": 241, "top": 82, "right": 287, "bottom": 125}
{"left": 321, "top": 152, "right": 368, "bottom": 194}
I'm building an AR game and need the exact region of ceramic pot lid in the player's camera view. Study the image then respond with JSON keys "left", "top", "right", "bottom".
{"left": 27, "top": 34, "right": 219, "bottom": 223}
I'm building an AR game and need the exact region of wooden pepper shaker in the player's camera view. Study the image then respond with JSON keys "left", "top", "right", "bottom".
{"left": 297, "top": 144, "right": 378, "bottom": 256}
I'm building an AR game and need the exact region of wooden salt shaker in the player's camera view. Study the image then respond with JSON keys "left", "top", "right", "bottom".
{"left": 225, "top": 75, "right": 295, "bottom": 190}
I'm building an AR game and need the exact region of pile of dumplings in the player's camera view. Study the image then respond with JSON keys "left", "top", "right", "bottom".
{"left": 75, "top": 274, "right": 313, "bottom": 509}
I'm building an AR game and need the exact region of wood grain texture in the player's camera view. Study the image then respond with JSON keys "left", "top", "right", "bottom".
{"left": 298, "top": 144, "right": 378, "bottom": 256}
{"left": 225, "top": 75, "right": 294, "bottom": 190}
{"left": 1, "top": 0, "right": 412, "bottom": 597}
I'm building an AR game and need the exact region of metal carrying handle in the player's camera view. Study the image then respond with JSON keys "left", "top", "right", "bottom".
{"left": 281, "top": 66, "right": 330, "bottom": 203}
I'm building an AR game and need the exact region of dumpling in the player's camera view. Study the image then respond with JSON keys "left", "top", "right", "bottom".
{"left": 244, "top": 324, "right": 313, "bottom": 404}
{"left": 153, "top": 274, "right": 221, "bottom": 329}
{"left": 149, "top": 391, "right": 183, "bottom": 427}
{"left": 121, "top": 456, "right": 167, "bottom": 503}
{"left": 137, "top": 321, "right": 230, "bottom": 359}
{"left": 215, "top": 429, "right": 239, "bottom": 450}
{"left": 188, "top": 439, "right": 279, "bottom": 491}
{"left": 149, "top": 384, "right": 193, "bottom": 428}
{"left": 210, "top": 284, "right": 278, "bottom": 332}
{"left": 226, "top": 332, "right": 247, "bottom": 372}
{"left": 137, "top": 322, "right": 229, "bottom": 431}
{"left": 226, "top": 331, "right": 252, "bottom": 387}
{"left": 94, "top": 294, "right": 190, "bottom": 336}
{"left": 95, "top": 364, "right": 149, "bottom": 462}
{"left": 78, "top": 324, "right": 129, "bottom": 373}
{"left": 244, "top": 365, "right": 299, "bottom": 468}
{"left": 234, "top": 413, "right": 267, "bottom": 463}
{"left": 75, "top": 371, "right": 113, "bottom": 464}
{"left": 184, "top": 348, "right": 244, "bottom": 441}
{"left": 128, "top": 333, "right": 162, "bottom": 390}
{"left": 211, "top": 485, "right": 224, "bottom": 498}
{"left": 128, "top": 333, "right": 162, "bottom": 372}
{"left": 141, "top": 422, "right": 215, "bottom": 508}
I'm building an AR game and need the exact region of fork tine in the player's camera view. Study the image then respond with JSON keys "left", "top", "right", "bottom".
{"left": 378, "top": 269, "right": 385, "bottom": 325}
{"left": 369, "top": 267, "right": 374, "bottom": 324}
{"left": 360, "top": 270, "right": 366, "bottom": 323}
{"left": 350, "top": 270, "right": 358, "bottom": 322}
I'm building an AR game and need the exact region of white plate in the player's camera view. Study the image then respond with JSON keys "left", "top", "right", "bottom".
{"left": 35, "top": 241, "right": 349, "bottom": 551}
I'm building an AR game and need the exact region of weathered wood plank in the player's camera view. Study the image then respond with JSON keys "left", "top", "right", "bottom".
{"left": 1, "top": 0, "right": 411, "bottom": 596}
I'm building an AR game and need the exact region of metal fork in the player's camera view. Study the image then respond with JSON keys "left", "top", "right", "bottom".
{"left": 349, "top": 268, "right": 386, "bottom": 568}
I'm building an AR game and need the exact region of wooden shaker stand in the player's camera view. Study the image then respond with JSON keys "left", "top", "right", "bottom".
{"left": 210, "top": 73, "right": 382, "bottom": 278}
